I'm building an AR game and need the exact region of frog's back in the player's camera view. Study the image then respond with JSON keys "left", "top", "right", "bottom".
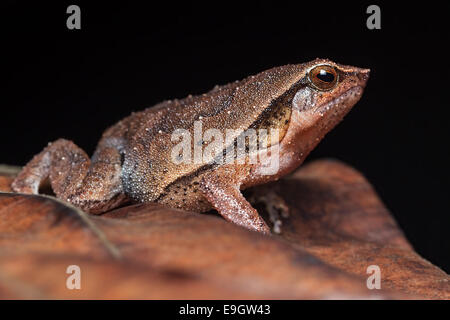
{"left": 112, "top": 64, "right": 304, "bottom": 203}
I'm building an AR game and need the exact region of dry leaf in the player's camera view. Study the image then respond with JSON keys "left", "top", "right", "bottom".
{"left": 0, "top": 160, "right": 448, "bottom": 299}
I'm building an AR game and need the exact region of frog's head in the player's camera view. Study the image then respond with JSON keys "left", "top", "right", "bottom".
{"left": 284, "top": 59, "right": 369, "bottom": 171}
{"left": 253, "top": 59, "right": 370, "bottom": 178}
{"left": 291, "top": 58, "right": 370, "bottom": 133}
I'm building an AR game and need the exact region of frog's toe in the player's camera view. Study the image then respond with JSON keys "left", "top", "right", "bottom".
{"left": 249, "top": 188, "right": 290, "bottom": 234}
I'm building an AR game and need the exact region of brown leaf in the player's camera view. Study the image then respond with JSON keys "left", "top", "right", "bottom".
{"left": 0, "top": 165, "right": 19, "bottom": 193}
{"left": 0, "top": 160, "right": 448, "bottom": 299}
{"left": 0, "top": 193, "right": 393, "bottom": 299}
{"left": 269, "top": 159, "right": 450, "bottom": 299}
{"left": 0, "top": 252, "right": 270, "bottom": 299}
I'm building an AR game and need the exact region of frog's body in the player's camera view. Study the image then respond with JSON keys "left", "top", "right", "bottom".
{"left": 12, "top": 59, "right": 369, "bottom": 233}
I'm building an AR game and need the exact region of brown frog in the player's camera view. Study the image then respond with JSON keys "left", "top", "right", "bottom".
{"left": 12, "top": 58, "right": 369, "bottom": 234}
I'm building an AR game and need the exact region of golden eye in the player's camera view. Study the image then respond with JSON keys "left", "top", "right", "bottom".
{"left": 308, "top": 65, "right": 338, "bottom": 91}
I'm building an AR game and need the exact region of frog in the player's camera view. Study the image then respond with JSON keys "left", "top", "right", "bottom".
{"left": 11, "top": 58, "right": 369, "bottom": 234}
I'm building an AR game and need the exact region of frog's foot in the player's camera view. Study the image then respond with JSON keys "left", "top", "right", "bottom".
{"left": 249, "top": 188, "right": 289, "bottom": 234}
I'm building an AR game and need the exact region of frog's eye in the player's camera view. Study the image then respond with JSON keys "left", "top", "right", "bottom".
{"left": 308, "top": 65, "right": 338, "bottom": 91}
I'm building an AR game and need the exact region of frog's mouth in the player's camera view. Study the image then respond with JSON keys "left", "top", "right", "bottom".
{"left": 315, "top": 85, "right": 365, "bottom": 116}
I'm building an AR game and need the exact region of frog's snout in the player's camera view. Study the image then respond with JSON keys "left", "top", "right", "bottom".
{"left": 357, "top": 68, "right": 370, "bottom": 87}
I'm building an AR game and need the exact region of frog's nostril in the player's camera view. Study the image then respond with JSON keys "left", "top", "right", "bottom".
{"left": 358, "top": 69, "right": 370, "bottom": 83}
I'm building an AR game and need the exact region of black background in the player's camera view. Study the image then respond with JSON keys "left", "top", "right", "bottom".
{"left": 2, "top": 2, "right": 449, "bottom": 272}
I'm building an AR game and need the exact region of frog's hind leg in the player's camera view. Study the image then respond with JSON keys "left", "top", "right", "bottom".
{"left": 199, "top": 173, "right": 270, "bottom": 234}
{"left": 12, "top": 139, "right": 128, "bottom": 214}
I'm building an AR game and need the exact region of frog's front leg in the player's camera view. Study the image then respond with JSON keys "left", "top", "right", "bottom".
{"left": 199, "top": 173, "right": 270, "bottom": 234}
{"left": 11, "top": 139, "right": 128, "bottom": 213}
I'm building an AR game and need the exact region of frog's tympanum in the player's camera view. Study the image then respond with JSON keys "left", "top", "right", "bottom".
{"left": 12, "top": 59, "right": 369, "bottom": 234}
